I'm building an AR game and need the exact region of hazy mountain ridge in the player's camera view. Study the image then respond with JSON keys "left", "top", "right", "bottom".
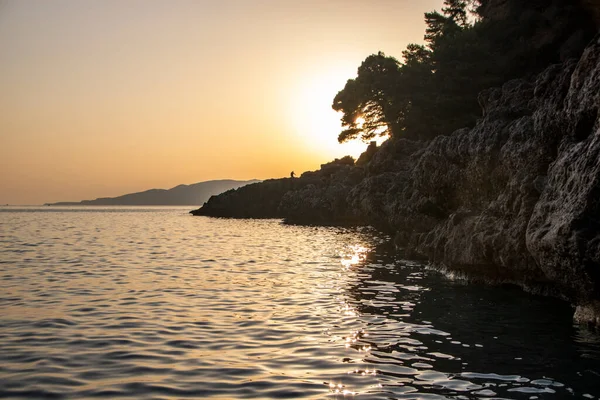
{"left": 46, "top": 180, "right": 260, "bottom": 206}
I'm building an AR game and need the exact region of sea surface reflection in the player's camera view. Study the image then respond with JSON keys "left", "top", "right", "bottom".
{"left": 0, "top": 206, "right": 599, "bottom": 399}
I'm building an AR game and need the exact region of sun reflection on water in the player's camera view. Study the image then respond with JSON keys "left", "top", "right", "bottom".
{"left": 2, "top": 211, "right": 599, "bottom": 399}
{"left": 340, "top": 245, "right": 369, "bottom": 270}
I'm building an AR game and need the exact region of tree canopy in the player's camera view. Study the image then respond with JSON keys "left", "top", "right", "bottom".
{"left": 332, "top": 0, "right": 596, "bottom": 143}
{"left": 332, "top": 52, "right": 402, "bottom": 143}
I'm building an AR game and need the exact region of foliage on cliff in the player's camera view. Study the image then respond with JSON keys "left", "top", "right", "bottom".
{"left": 333, "top": 0, "right": 596, "bottom": 143}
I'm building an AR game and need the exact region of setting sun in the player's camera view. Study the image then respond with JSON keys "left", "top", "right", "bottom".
{"left": 3, "top": 0, "right": 597, "bottom": 399}
{"left": 0, "top": 0, "right": 441, "bottom": 205}
{"left": 287, "top": 66, "right": 369, "bottom": 161}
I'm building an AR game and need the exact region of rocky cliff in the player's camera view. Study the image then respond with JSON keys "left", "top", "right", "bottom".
{"left": 191, "top": 35, "right": 600, "bottom": 326}
{"left": 191, "top": 157, "right": 363, "bottom": 222}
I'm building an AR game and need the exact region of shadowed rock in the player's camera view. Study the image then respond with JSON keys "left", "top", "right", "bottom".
{"left": 191, "top": 36, "right": 600, "bottom": 327}
{"left": 191, "top": 157, "right": 363, "bottom": 224}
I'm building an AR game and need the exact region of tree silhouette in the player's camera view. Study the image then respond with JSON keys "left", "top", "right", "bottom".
{"left": 332, "top": 52, "right": 402, "bottom": 143}
{"left": 334, "top": 0, "right": 595, "bottom": 143}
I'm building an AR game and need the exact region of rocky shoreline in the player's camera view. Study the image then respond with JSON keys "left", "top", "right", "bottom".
{"left": 192, "top": 35, "right": 600, "bottom": 327}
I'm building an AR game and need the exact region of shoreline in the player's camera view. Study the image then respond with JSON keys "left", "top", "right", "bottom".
{"left": 192, "top": 35, "right": 600, "bottom": 329}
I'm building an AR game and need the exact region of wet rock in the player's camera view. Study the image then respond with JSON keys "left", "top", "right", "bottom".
{"left": 574, "top": 301, "right": 600, "bottom": 327}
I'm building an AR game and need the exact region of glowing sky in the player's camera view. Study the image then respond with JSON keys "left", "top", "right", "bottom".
{"left": 0, "top": 0, "right": 443, "bottom": 204}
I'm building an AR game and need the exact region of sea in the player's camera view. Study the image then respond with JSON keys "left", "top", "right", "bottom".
{"left": 1, "top": 206, "right": 599, "bottom": 399}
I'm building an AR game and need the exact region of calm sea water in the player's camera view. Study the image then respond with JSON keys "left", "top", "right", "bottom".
{"left": 1, "top": 206, "right": 599, "bottom": 400}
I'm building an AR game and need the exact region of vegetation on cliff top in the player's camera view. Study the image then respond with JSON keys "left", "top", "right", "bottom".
{"left": 333, "top": 0, "right": 596, "bottom": 143}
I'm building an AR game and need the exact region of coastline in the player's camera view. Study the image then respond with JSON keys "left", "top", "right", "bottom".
{"left": 192, "top": 35, "right": 600, "bottom": 328}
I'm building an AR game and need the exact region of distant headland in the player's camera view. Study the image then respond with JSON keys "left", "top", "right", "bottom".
{"left": 45, "top": 179, "right": 259, "bottom": 206}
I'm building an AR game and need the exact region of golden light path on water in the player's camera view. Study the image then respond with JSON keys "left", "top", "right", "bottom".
{"left": 0, "top": 207, "right": 599, "bottom": 399}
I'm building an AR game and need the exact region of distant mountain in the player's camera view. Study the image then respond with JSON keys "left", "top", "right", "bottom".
{"left": 45, "top": 179, "right": 260, "bottom": 206}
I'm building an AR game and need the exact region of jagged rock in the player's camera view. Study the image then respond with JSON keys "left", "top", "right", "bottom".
{"left": 526, "top": 35, "right": 600, "bottom": 303}
{"left": 364, "top": 76, "right": 544, "bottom": 285}
{"left": 279, "top": 164, "right": 364, "bottom": 224}
{"left": 351, "top": 34, "right": 600, "bottom": 324}
{"left": 190, "top": 179, "right": 298, "bottom": 218}
{"left": 192, "top": 35, "right": 600, "bottom": 326}
{"left": 356, "top": 141, "right": 378, "bottom": 166}
{"left": 191, "top": 157, "right": 363, "bottom": 224}
{"left": 396, "top": 35, "right": 600, "bottom": 325}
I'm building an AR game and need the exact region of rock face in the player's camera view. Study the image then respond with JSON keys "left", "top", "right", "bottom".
{"left": 190, "top": 178, "right": 296, "bottom": 218}
{"left": 192, "top": 157, "right": 362, "bottom": 223}
{"left": 526, "top": 38, "right": 600, "bottom": 317}
{"left": 192, "top": 36, "right": 600, "bottom": 326}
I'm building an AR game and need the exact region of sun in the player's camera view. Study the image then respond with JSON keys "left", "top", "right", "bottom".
{"left": 355, "top": 116, "right": 366, "bottom": 128}
{"left": 287, "top": 68, "right": 369, "bottom": 160}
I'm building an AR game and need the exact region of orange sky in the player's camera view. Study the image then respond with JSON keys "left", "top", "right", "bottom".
{"left": 0, "top": 0, "right": 443, "bottom": 205}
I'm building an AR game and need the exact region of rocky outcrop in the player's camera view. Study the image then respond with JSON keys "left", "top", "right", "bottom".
{"left": 278, "top": 163, "right": 364, "bottom": 224}
{"left": 191, "top": 36, "right": 600, "bottom": 326}
{"left": 191, "top": 178, "right": 299, "bottom": 218}
{"left": 526, "top": 39, "right": 600, "bottom": 317}
{"left": 191, "top": 157, "right": 362, "bottom": 222}
{"left": 347, "top": 35, "right": 600, "bottom": 325}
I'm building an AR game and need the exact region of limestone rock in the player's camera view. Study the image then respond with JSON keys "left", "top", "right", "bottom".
{"left": 526, "top": 35, "right": 600, "bottom": 302}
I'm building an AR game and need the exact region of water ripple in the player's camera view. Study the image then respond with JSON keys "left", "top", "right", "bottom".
{"left": 0, "top": 207, "right": 599, "bottom": 399}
